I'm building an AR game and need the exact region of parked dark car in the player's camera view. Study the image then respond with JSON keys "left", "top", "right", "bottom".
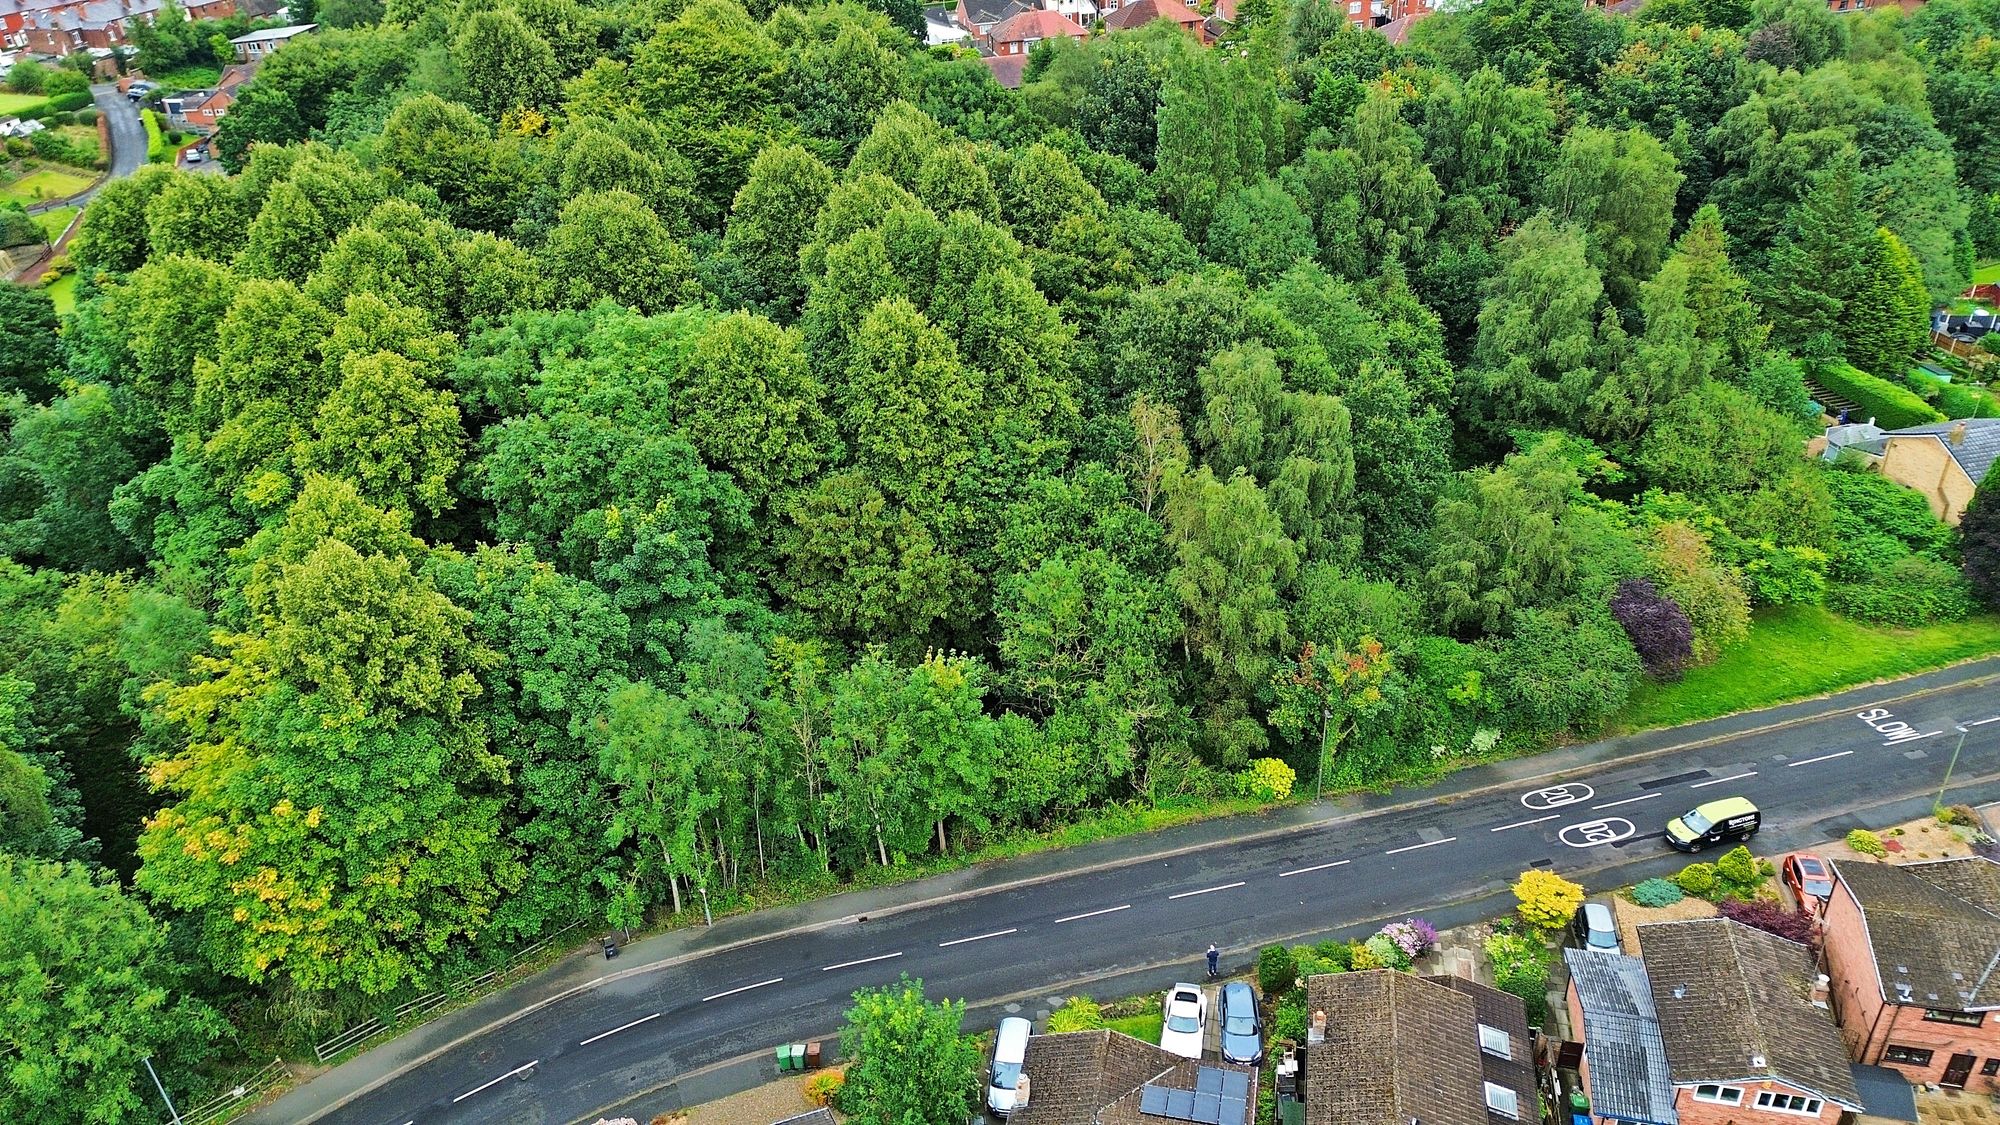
{"left": 1219, "top": 980, "right": 1262, "bottom": 1065}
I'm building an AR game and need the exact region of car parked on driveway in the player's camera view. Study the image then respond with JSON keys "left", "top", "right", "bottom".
{"left": 986, "top": 1016, "right": 1030, "bottom": 1117}
{"left": 1570, "top": 901, "right": 1619, "bottom": 952}
{"left": 1160, "top": 982, "right": 1206, "bottom": 1060}
{"left": 1782, "top": 852, "right": 1834, "bottom": 907}
{"left": 1219, "top": 980, "right": 1262, "bottom": 1065}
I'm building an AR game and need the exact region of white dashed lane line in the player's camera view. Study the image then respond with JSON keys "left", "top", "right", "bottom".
{"left": 1490, "top": 815, "right": 1558, "bottom": 833}
{"left": 1593, "top": 793, "right": 1661, "bottom": 811}
{"left": 580, "top": 1012, "right": 660, "bottom": 1046}
{"left": 1385, "top": 837, "right": 1456, "bottom": 855}
{"left": 1970, "top": 717, "right": 2000, "bottom": 727}
{"left": 1167, "top": 881, "right": 1247, "bottom": 900}
{"left": 1054, "top": 904, "right": 1132, "bottom": 923}
{"left": 1691, "top": 771, "right": 1756, "bottom": 788}
{"left": 939, "top": 928, "right": 1019, "bottom": 947}
{"left": 1788, "top": 750, "right": 1855, "bottom": 767}
{"left": 1277, "top": 860, "right": 1351, "bottom": 877}
{"left": 821, "top": 952, "right": 904, "bottom": 972}
{"left": 452, "top": 1060, "right": 540, "bottom": 1103}
{"left": 701, "top": 977, "right": 784, "bottom": 1002}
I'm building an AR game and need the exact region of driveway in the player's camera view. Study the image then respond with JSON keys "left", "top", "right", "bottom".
{"left": 93, "top": 82, "right": 145, "bottom": 183}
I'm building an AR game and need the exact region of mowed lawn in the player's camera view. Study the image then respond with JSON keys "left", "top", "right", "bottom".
{"left": 32, "top": 204, "right": 78, "bottom": 243}
{"left": 45, "top": 272, "right": 77, "bottom": 314}
{"left": 1, "top": 168, "right": 96, "bottom": 205}
{"left": 1975, "top": 261, "right": 2000, "bottom": 286}
{"left": 0, "top": 92, "right": 50, "bottom": 116}
{"left": 1104, "top": 1009, "right": 1164, "bottom": 1044}
{"left": 1615, "top": 605, "right": 2000, "bottom": 731}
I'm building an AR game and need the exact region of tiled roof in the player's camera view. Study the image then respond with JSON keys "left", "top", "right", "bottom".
{"left": 1884, "top": 417, "right": 2000, "bottom": 488}
{"left": 1639, "top": 919, "right": 1862, "bottom": 1110}
{"left": 961, "top": 0, "right": 1031, "bottom": 25}
{"left": 1303, "top": 970, "right": 1489, "bottom": 1125}
{"left": 1009, "top": 1029, "right": 1256, "bottom": 1125}
{"left": 982, "top": 52, "right": 1028, "bottom": 87}
{"left": 1565, "top": 949, "right": 1678, "bottom": 1125}
{"left": 1104, "top": 0, "right": 1204, "bottom": 29}
{"left": 1833, "top": 857, "right": 2000, "bottom": 1011}
{"left": 1442, "top": 975, "right": 1539, "bottom": 1125}
{"left": 988, "top": 7, "right": 1085, "bottom": 40}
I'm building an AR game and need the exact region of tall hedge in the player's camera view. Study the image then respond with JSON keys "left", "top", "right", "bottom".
{"left": 1811, "top": 362, "right": 1945, "bottom": 429}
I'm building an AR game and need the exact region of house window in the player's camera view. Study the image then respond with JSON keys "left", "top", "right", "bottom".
{"left": 1694, "top": 1085, "right": 1744, "bottom": 1105}
{"left": 1982, "top": 1059, "right": 2000, "bottom": 1078}
{"left": 1754, "top": 1092, "right": 1822, "bottom": 1116}
{"left": 1485, "top": 1083, "right": 1520, "bottom": 1119}
{"left": 1924, "top": 1009, "right": 1984, "bottom": 1027}
{"left": 1883, "top": 1045, "right": 1934, "bottom": 1066}
{"left": 1479, "top": 1023, "right": 1513, "bottom": 1059}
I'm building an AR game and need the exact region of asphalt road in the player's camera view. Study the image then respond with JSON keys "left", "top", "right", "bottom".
{"left": 323, "top": 676, "right": 2000, "bottom": 1125}
{"left": 95, "top": 84, "right": 144, "bottom": 182}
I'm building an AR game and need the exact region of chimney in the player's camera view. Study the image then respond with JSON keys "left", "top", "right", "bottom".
{"left": 1812, "top": 974, "right": 1829, "bottom": 1009}
{"left": 1016, "top": 1074, "right": 1031, "bottom": 1108}
{"left": 1951, "top": 421, "right": 1968, "bottom": 446}
{"left": 1309, "top": 1009, "right": 1328, "bottom": 1044}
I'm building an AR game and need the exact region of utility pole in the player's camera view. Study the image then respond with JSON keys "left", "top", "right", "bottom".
{"left": 1936, "top": 723, "right": 1972, "bottom": 812}
{"left": 698, "top": 882, "right": 712, "bottom": 928}
{"left": 1314, "top": 703, "right": 1331, "bottom": 802}
{"left": 143, "top": 1057, "right": 182, "bottom": 1125}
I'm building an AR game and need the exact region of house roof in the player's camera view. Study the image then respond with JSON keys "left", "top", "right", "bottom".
{"left": 1832, "top": 856, "right": 2000, "bottom": 1011}
{"left": 1303, "top": 970, "right": 1492, "bottom": 1125}
{"left": 960, "top": 0, "right": 1031, "bottom": 26}
{"left": 1883, "top": 417, "right": 2000, "bottom": 488}
{"left": 988, "top": 7, "right": 1085, "bottom": 40}
{"left": 1639, "top": 918, "right": 1862, "bottom": 1110}
{"left": 1564, "top": 949, "right": 1678, "bottom": 1125}
{"left": 229, "top": 22, "right": 316, "bottom": 43}
{"left": 1009, "top": 1029, "right": 1256, "bottom": 1125}
{"left": 1847, "top": 1063, "right": 1918, "bottom": 1123}
{"left": 1822, "top": 421, "right": 1887, "bottom": 460}
{"left": 1103, "top": 0, "right": 1204, "bottom": 29}
{"left": 1441, "top": 975, "right": 1540, "bottom": 1125}
{"left": 1377, "top": 10, "right": 1420, "bottom": 42}
{"left": 982, "top": 51, "right": 1027, "bottom": 87}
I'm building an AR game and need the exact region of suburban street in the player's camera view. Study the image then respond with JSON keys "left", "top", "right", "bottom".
{"left": 94, "top": 83, "right": 144, "bottom": 182}
{"left": 281, "top": 666, "right": 2000, "bottom": 1125}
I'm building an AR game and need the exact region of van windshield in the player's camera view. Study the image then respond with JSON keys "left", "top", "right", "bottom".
{"left": 1681, "top": 808, "right": 1712, "bottom": 834}
{"left": 993, "top": 1060, "right": 1022, "bottom": 1089}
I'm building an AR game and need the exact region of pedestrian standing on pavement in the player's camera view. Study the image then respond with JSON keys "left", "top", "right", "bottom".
{"left": 1206, "top": 943, "right": 1220, "bottom": 979}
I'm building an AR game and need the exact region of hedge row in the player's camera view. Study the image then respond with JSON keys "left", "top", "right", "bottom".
{"left": 44, "top": 90, "right": 89, "bottom": 113}
{"left": 1812, "top": 362, "right": 1945, "bottom": 429}
{"left": 143, "top": 109, "right": 169, "bottom": 163}
{"left": 1909, "top": 370, "right": 2000, "bottom": 419}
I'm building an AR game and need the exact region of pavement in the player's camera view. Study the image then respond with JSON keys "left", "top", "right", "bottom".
{"left": 243, "top": 657, "right": 2000, "bottom": 1125}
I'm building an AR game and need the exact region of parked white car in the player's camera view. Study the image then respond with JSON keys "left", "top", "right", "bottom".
{"left": 1160, "top": 982, "right": 1207, "bottom": 1060}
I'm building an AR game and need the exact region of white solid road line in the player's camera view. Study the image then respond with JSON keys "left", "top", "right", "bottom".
{"left": 821, "top": 952, "right": 905, "bottom": 971}
{"left": 1691, "top": 771, "right": 1756, "bottom": 788}
{"left": 1384, "top": 837, "right": 1456, "bottom": 855}
{"left": 1593, "top": 793, "right": 1661, "bottom": 810}
{"left": 452, "top": 1060, "right": 541, "bottom": 1103}
{"left": 701, "top": 977, "right": 784, "bottom": 1002}
{"left": 1167, "top": 881, "right": 1248, "bottom": 900}
{"left": 580, "top": 1012, "right": 661, "bottom": 1046}
{"left": 1490, "top": 815, "right": 1559, "bottom": 833}
{"left": 1054, "top": 904, "right": 1133, "bottom": 923}
{"left": 1970, "top": 716, "right": 2000, "bottom": 727}
{"left": 1789, "top": 750, "right": 1856, "bottom": 767}
{"left": 939, "top": 928, "right": 1019, "bottom": 947}
{"left": 1277, "top": 860, "right": 1352, "bottom": 877}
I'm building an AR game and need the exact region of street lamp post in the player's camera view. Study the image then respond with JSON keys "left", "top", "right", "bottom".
{"left": 1315, "top": 703, "right": 1331, "bottom": 802}
{"left": 142, "top": 1056, "right": 182, "bottom": 1125}
{"left": 1936, "top": 723, "right": 1972, "bottom": 812}
{"left": 698, "top": 882, "right": 712, "bottom": 928}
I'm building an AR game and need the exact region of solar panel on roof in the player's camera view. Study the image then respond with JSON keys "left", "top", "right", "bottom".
{"left": 1194, "top": 1091, "right": 1222, "bottom": 1123}
{"left": 1221, "top": 1094, "right": 1248, "bottom": 1125}
{"left": 1140, "top": 1085, "right": 1173, "bottom": 1116}
{"left": 1221, "top": 1070, "right": 1250, "bottom": 1099}
{"left": 1167, "top": 1089, "right": 1197, "bottom": 1118}
{"left": 1197, "top": 1067, "right": 1224, "bottom": 1095}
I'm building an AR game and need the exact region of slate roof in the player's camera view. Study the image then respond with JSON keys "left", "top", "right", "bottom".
{"left": 961, "top": 0, "right": 1032, "bottom": 26}
{"left": 1010, "top": 1029, "right": 1257, "bottom": 1125}
{"left": 1639, "top": 918, "right": 1862, "bottom": 1110}
{"left": 1103, "top": 0, "right": 1204, "bottom": 30}
{"left": 988, "top": 7, "right": 1086, "bottom": 41}
{"left": 1848, "top": 1063, "right": 1918, "bottom": 1123}
{"left": 1565, "top": 949, "right": 1678, "bottom": 1125}
{"left": 1303, "top": 970, "right": 1491, "bottom": 1125}
{"left": 1884, "top": 417, "right": 2000, "bottom": 488}
{"left": 1833, "top": 857, "right": 2000, "bottom": 1011}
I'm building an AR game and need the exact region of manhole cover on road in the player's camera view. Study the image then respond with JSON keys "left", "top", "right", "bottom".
{"left": 476, "top": 1047, "right": 497, "bottom": 1065}
{"left": 1419, "top": 826, "right": 1448, "bottom": 843}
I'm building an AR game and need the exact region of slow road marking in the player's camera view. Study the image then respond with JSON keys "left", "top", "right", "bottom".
{"left": 1788, "top": 750, "right": 1855, "bottom": 767}
{"left": 580, "top": 1012, "right": 661, "bottom": 1046}
{"left": 1593, "top": 793, "right": 1661, "bottom": 811}
{"left": 821, "top": 952, "right": 904, "bottom": 972}
{"left": 1054, "top": 904, "right": 1132, "bottom": 923}
{"left": 702, "top": 977, "right": 784, "bottom": 1002}
{"left": 1970, "top": 716, "right": 2000, "bottom": 727}
{"left": 453, "top": 1060, "right": 540, "bottom": 1103}
{"left": 1490, "top": 815, "right": 1558, "bottom": 833}
{"left": 1277, "top": 860, "right": 1351, "bottom": 877}
{"left": 1385, "top": 837, "right": 1456, "bottom": 855}
{"left": 939, "top": 928, "right": 1018, "bottom": 947}
{"left": 1167, "top": 881, "right": 1247, "bottom": 900}
{"left": 1691, "top": 771, "right": 1756, "bottom": 788}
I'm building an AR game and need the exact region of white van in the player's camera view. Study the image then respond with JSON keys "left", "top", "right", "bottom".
{"left": 987, "top": 1016, "right": 1032, "bottom": 1117}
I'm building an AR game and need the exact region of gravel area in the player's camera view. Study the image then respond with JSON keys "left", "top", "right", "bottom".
{"left": 681, "top": 1070, "right": 839, "bottom": 1125}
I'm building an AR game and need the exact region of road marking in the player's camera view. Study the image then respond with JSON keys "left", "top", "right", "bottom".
{"left": 1385, "top": 837, "right": 1457, "bottom": 855}
{"left": 580, "top": 1012, "right": 661, "bottom": 1046}
{"left": 939, "top": 928, "right": 1019, "bottom": 947}
{"left": 1970, "top": 717, "right": 2000, "bottom": 727}
{"left": 1491, "top": 815, "right": 1559, "bottom": 832}
{"left": 1788, "top": 750, "right": 1855, "bottom": 767}
{"left": 1522, "top": 783, "right": 1594, "bottom": 810}
{"left": 1167, "top": 881, "right": 1248, "bottom": 900}
{"left": 1593, "top": 793, "right": 1661, "bottom": 811}
{"left": 1560, "top": 817, "right": 1636, "bottom": 848}
{"left": 452, "top": 1060, "right": 541, "bottom": 1103}
{"left": 1885, "top": 730, "right": 1946, "bottom": 744}
{"left": 701, "top": 977, "right": 784, "bottom": 1002}
{"left": 1054, "top": 904, "right": 1132, "bottom": 923}
{"left": 1691, "top": 771, "right": 1756, "bottom": 788}
{"left": 1277, "top": 860, "right": 1351, "bottom": 877}
{"left": 821, "top": 952, "right": 904, "bottom": 972}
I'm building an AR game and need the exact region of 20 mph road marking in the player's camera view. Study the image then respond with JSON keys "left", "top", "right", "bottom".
{"left": 1491, "top": 815, "right": 1559, "bottom": 832}
{"left": 453, "top": 1060, "right": 541, "bottom": 1103}
{"left": 939, "top": 928, "right": 1018, "bottom": 947}
{"left": 1691, "top": 771, "right": 1756, "bottom": 788}
{"left": 821, "top": 952, "right": 904, "bottom": 972}
{"left": 580, "top": 1012, "right": 661, "bottom": 1046}
{"left": 1054, "top": 904, "right": 1132, "bottom": 923}
{"left": 1385, "top": 838, "right": 1456, "bottom": 855}
{"left": 1168, "top": 881, "right": 1248, "bottom": 900}
{"left": 1789, "top": 750, "right": 1855, "bottom": 767}
{"left": 1593, "top": 793, "right": 1661, "bottom": 810}
{"left": 1278, "top": 860, "right": 1351, "bottom": 877}
{"left": 702, "top": 977, "right": 784, "bottom": 1002}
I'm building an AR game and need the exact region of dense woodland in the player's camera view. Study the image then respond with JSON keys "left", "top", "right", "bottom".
{"left": 7, "top": 0, "right": 2000, "bottom": 1113}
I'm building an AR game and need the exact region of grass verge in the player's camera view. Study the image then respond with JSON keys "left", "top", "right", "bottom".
{"left": 1975, "top": 261, "right": 2000, "bottom": 286}
{"left": 1614, "top": 605, "right": 2000, "bottom": 732}
{"left": 0, "top": 92, "right": 50, "bottom": 117}
{"left": 45, "top": 272, "right": 77, "bottom": 314}
{"left": 149, "top": 65, "right": 223, "bottom": 91}
{"left": 32, "top": 205, "right": 77, "bottom": 243}
{"left": 1104, "top": 1009, "right": 1164, "bottom": 1043}
{"left": 0, "top": 167, "right": 95, "bottom": 205}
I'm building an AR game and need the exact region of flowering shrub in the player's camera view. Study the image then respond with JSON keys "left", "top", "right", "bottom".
{"left": 1235, "top": 757, "right": 1297, "bottom": 802}
{"left": 1378, "top": 919, "right": 1437, "bottom": 961}
{"left": 1364, "top": 933, "right": 1409, "bottom": 970}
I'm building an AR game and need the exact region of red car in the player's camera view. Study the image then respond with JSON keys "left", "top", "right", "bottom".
{"left": 1783, "top": 852, "right": 1835, "bottom": 908}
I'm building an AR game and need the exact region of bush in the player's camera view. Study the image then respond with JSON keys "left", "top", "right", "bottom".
{"left": 1379, "top": 918, "right": 1438, "bottom": 959}
{"left": 1512, "top": 869, "right": 1586, "bottom": 931}
{"left": 1493, "top": 957, "right": 1550, "bottom": 1024}
{"left": 1831, "top": 553, "right": 1975, "bottom": 627}
{"left": 1364, "top": 933, "right": 1409, "bottom": 971}
{"left": 1610, "top": 577, "right": 1695, "bottom": 679}
{"left": 1715, "top": 846, "right": 1759, "bottom": 894}
{"left": 1235, "top": 757, "right": 1296, "bottom": 802}
{"left": 1812, "top": 361, "right": 1945, "bottom": 430}
{"left": 1674, "top": 862, "right": 1718, "bottom": 899}
{"left": 74, "top": 107, "right": 97, "bottom": 125}
{"left": 1272, "top": 994, "right": 1308, "bottom": 1043}
{"left": 1718, "top": 900, "right": 1815, "bottom": 945}
{"left": 803, "top": 1069, "right": 845, "bottom": 1107}
{"left": 1847, "top": 829, "right": 1888, "bottom": 857}
{"left": 1939, "top": 804, "right": 1980, "bottom": 828}
{"left": 1630, "top": 878, "right": 1685, "bottom": 907}
{"left": 44, "top": 90, "right": 90, "bottom": 113}
{"left": 1046, "top": 996, "right": 1104, "bottom": 1033}
{"left": 1257, "top": 945, "right": 1298, "bottom": 996}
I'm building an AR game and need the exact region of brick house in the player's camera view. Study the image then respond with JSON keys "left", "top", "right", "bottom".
{"left": 1300, "top": 970, "right": 1538, "bottom": 1125}
{"left": 952, "top": 0, "right": 1033, "bottom": 37}
{"left": 161, "top": 61, "right": 249, "bottom": 131}
{"left": 1822, "top": 857, "right": 2000, "bottom": 1092}
{"left": 228, "top": 21, "right": 314, "bottom": 60}
{"left": 1101, "top": 0, "right": 1206, "bottom": 36}
{"left": 1875, "top": 418, "right": 2000, "bottom": 526}
{"left": 1566, "top": 919, "right": 1864, "bottom": 1125}
{"left": 181, "top": 0, "right": 233, "bottom": 17}
{"left": 1006, "top": 1028, "right": 1258, "bottom": 1124}
{"left": 982, "top": 7, "right": 1085, "bottom": 54}
{"left": 19, "top": 0, "right": 163, "bottom": 55}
